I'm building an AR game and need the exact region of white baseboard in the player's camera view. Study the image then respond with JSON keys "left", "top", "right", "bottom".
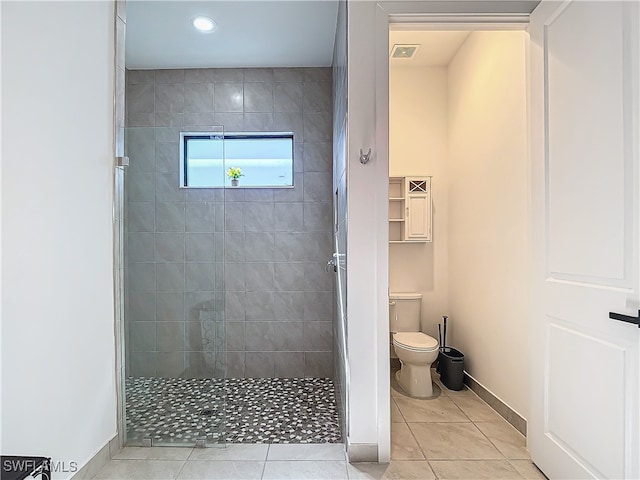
{"left": 346, "top": 442, "right": 378, "bottom": 463}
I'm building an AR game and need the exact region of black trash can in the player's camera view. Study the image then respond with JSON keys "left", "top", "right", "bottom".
{"left": 438, "top": 347, "right": 465, "bottom": 391}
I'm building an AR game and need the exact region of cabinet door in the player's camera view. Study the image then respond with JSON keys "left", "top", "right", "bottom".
{"left": 405, "top": 178, "right": 431, "bottom": 240}
{"left": 406, "top": 195, "right": 429, "bottom": 239}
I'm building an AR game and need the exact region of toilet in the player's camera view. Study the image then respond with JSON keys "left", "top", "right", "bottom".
{"left": 390, "top": 293, "right": 439, "bottom": 398}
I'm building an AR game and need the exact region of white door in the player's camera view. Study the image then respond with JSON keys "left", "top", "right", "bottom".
{"left": 530, "top": 1, "right": 640, "bottom": 478}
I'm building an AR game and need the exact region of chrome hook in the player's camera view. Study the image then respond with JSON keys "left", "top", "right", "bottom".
{"left": 359, "top": 148, "right": 372, "bottom": 164}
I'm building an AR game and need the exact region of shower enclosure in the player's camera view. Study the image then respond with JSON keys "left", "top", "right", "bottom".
{"left": 120, "top": 66, "right": 338, "bottom": 447}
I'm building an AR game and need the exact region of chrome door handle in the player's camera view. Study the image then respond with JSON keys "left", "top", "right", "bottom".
{"left": 326, "top": 258, "right": 337, "bottom": 273}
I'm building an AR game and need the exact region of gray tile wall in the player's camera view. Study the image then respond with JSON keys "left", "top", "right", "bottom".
{"left": 125, "top": 67, "right": 334, "bottom": 379}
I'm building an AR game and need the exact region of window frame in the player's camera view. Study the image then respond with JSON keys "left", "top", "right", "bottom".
{"left": 179, "top": 131, "right": 295, "bottom": 189}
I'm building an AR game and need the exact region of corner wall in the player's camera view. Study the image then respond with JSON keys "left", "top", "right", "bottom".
{"left": 346, "top": 0, "right": 387, "bottom": 460}
{"left": 447, "top": 31, "right": 529, "bottom": 417}
{"left": 389, "top": 66, "right": 449, "bottom": 339}
{"left": 1, "top": 1, "right": 117, "bottom": 475}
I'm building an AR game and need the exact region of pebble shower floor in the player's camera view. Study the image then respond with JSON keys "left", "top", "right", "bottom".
{"left": 125, "top": 377, "right": 342, "bottom": 445}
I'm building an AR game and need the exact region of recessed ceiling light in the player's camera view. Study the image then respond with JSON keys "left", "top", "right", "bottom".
{"left": 193, "top": 16, "right": 216, "bottom": 33}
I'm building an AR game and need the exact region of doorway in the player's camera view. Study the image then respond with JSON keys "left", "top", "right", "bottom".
{"left": 386, "top": 27, "right": 535, "bottom": 476}
{"left": 372, "top": 2, "right": 640, "bottom": 477}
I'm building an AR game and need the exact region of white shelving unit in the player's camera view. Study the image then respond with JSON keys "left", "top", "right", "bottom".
{"left": 388, "top": 176, "right": 432, "bottom": 243}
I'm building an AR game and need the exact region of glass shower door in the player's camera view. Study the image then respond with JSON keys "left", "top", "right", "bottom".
{"left": 122, "top": 125, "right": 227, "bottom": 447}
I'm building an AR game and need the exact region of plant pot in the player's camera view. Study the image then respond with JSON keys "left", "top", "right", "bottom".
{"left": 231, "top": 179, "right": 239, "bottom": 187}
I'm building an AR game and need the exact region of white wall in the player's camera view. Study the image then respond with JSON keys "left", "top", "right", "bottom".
{"left": 389, "top": 66, "right": 449, "bottom": 339}
{"left": 1, "top": 1, "right": 117, "bottom": 475}
{"left": 447, "top": 31, "right": 529, "bottom": 417}
{"left": 346, "top": 0, "right": 385, "bottom": 458}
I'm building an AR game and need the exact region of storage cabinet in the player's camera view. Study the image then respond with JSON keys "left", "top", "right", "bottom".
{"left": 388, "top": 176, "right": 432, "bottom": 243}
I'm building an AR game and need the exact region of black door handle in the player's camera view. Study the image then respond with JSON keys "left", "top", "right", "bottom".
{"left": 609, "top": 310, "right": 640, "bottom": 327}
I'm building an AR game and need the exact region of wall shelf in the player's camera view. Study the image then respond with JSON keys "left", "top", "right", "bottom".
{"left": 388, "top": 176, "right": 432, "bottom": 243}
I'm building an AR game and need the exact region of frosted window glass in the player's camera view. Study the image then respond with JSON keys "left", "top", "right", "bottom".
{"left": 181, "top": 133, "right": 294, "bottom": 188}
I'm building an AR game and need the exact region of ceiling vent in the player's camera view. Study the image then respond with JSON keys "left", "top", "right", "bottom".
{"left": 390, "top": 44, "right": 420, "bottom": 59}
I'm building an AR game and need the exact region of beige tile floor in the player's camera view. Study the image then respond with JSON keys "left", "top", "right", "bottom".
{"left": 93, "top": 370, "right": 548, "bottom": 479}
{"left": 365, "top": 369, "right": 548, "bottom": 480}
{"left": 93, "top": 444, "right": 349, "bottom": 480}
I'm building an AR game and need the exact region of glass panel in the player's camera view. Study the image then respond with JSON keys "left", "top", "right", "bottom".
{"left": 223, "top": 135, "right": 293, "bottom": 187}
{"left": 182, "top": 133, "right": 225, "bottom": 187}
{"left": 123, "top": 126, "right": 226, "bottom": 447}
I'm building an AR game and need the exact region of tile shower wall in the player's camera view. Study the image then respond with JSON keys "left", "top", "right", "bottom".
{"left": 125, "top": 67, "right": 334, "bottom": 379}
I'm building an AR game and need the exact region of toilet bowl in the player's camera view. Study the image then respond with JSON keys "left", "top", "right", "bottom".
{"left": 393, "top": 331, "right": 439, "bottom": 398}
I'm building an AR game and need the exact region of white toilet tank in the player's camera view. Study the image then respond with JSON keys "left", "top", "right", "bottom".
{"left": 389, "top": 293, "right": 422, "bottom": 333}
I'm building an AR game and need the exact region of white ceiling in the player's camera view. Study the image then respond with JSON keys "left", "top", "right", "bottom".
{"left": 389, "top": 31, "right": 472, "bottom": 67}
{"left": 126, "top": 1, "right": 339, "bottom": 69}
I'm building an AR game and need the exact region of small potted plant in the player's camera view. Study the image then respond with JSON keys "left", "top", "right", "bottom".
{"left": 227, "top": 167, "right": 243, "bottom": 187}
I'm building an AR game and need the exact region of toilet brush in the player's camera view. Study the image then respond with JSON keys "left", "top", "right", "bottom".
{"left": 437, "top": 323, "right": 443, "bottom": 373}
{"left": 442, "top": 315, "right": 448, "bottom": 352}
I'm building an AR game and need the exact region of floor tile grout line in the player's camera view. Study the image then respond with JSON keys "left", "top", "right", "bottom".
{"left": 173, "top": 458, "right": 188, "bottom": 480}
{"left": 427, "top": 458, "right": 527, "bottom": 479}
{"left": 466, "top": 420, "right": 508, "bottom": 460}
{"left": 405, "top": 421, "right": 508, "bottom": 463}
{"left": 505, "top": 458, "right": 536, "bottom": 480}
{"left": 446, "top": 393, "right": 476, "bottom": 423}
{"left": 391, "top": 396, "right": 412, "bottom": 426}
{"left": 422, "top": 458, "right": 439, "bottom": 479}
{"left": 403, "top": 422, "right": 429, "bottom": 461}
{"left": 265, "top": 443, "right": 272, "bottom": 462}
{"left": 184, "top": 446, "right": 195, "bottom": 462}
{"left": 260, "top": 456, "right": 268, "bottom": 480}
{"left": 471, "top": 418, "right": 531, "bottom": 461}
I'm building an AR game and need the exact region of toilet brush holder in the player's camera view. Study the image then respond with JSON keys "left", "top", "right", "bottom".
{"left": 439, "top": 347, "right": 465, "bottom": 391}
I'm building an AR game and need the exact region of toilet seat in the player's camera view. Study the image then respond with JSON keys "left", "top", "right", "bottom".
{"left": 393, "top": 332, "right": 439, "bottom": 352}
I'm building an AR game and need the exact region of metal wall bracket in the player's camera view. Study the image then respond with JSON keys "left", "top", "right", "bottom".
{"left": 116, "top": 156, "right": 129, "bottom": 167}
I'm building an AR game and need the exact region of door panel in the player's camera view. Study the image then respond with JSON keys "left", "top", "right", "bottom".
{"left": 530, "top": 1, "right": 640, "bottom": 478}
{"left": 546, "top": 1, "right": 631, "bottom": 286}
{"left": 406, "top": 195, "right": 428, "bottom": 238}
{"left": 547, "top": 321, "right": 626, "bottom": 478}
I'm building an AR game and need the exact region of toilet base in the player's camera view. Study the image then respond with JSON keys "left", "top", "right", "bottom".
{"left": 395, "top": 363, "right": 435, "bottom": 398}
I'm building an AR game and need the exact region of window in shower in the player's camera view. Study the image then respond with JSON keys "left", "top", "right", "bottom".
{"left": 180, "top": 132, "right": 294, "bottom": 188}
